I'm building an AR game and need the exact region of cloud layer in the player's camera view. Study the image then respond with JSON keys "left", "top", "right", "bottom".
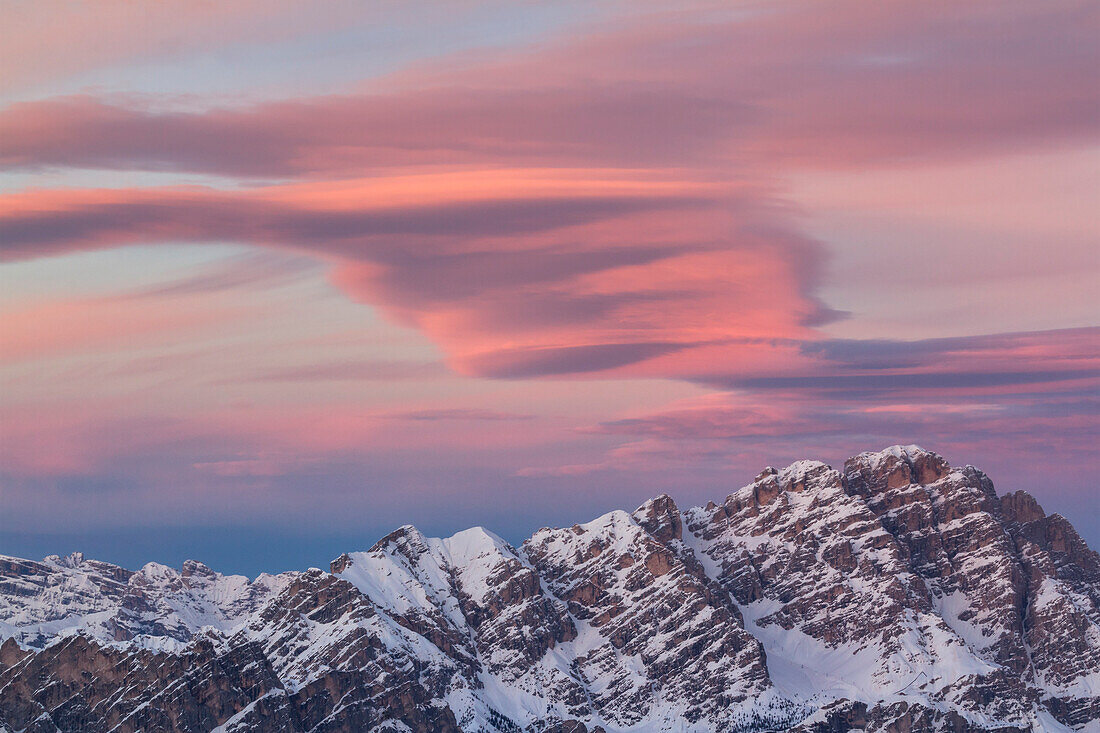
{"left": 1, "top": 0, "right": 1097, "bottom": 566}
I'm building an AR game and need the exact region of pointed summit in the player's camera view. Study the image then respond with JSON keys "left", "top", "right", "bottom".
{"left": 4, "top": 447, "right": 1098, "bottom": 731}
{"left": 632, "top": 494, "right": 682, "bottom": 543}
{"left": 368, "top": 523, "right": 430, "bottom": 555}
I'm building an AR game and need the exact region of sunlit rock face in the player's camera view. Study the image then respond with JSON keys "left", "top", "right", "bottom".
{"left": 2, "top": 446, "right": 1098, "bottom": 732}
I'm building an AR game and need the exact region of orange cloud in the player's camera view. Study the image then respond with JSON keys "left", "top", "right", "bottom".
{"left": 0, "top": 170, "right": 830, "bottom": 379}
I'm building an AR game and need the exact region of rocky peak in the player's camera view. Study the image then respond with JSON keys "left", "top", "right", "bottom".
{"left": 843, "top": 444, "right": 950, "bottom": 493}
{"left": 754, "top": 466, "right": 778, "bottom": 481}
{"left": 764, "top": 460, "right": 839, "bottom": 504}
{"left": 180, "top": 559, "right": 216, "bottom": 578}
{"left": 48, "top": 551, "right": 86, "bottom": 568}
{"left": 329, "top": 552, "right": 353, "bottom": 574}
{"left": 631, "top": 493, "right": 682, "bottom": 542}
{"left": 135, "top": 561, "right": 178, "bottom": 581}
{"left": 1000, "top": 489, "right": 1047, "bottom": 523}
{"left": 2, "top": 446, "right": 1098, "bottom": 732}
{"left": 777, "top": 459, "right": 838, "bottom": 488}
{"left": 369, "top": 523, "right": 430, "bottom": 556}
{"left": 705, "top": 459, "right": 846, "bottom": 522}
{"left": 524, "top": 503, "right": 778, "bottom": 729}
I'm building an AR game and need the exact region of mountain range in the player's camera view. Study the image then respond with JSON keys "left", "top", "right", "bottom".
{"left": 2, "top": 446, "right": 1098, "bottom": 732}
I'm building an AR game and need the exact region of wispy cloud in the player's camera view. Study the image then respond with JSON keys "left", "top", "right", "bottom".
{"left": 246, "top": 360, "right": 447, "bottom": 383}
{"left": 1, "top": 0, "right": 1097, "bottom": 557}
{"left": 380, "top": 408, "right": 534, "bottom": 421}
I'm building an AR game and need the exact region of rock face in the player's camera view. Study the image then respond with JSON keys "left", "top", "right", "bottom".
{"left": 523, "top": 504, "right": 787, "bottom": 730}
{"left": 1, "top": 446, "right": 1097, "bottom": 732}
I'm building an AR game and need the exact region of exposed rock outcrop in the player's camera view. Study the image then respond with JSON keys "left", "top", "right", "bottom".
{"left": 1, "top": 446, "right": 1096, "bottom": 732}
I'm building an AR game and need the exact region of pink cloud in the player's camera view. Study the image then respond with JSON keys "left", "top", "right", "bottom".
{"left": 502, "top": 327, "right": 1100, "bottom": 489}
{"left": 0, "top": 294, "right": 241, "bottom": 362}
{"left": 0, "top": 172, "right": 829, "bottom": 379}
{"left": 2, "top": 2, "right": 1095, "bottom": 176}
{"left": 0, "top": 0, "right": 1097, "bottom": 546}
{"left": 1, "top": 1, "right": 1095, "bottom": 386}
{"left": 544, "top": 383, "right": 1100, "bottom": 497}
{"left": 0, "top": 1, "right": 437, "bottom": 95}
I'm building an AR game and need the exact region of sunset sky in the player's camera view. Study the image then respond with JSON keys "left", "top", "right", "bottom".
{"left": 1, "top": 0, "right": 1097, "bottom": 575}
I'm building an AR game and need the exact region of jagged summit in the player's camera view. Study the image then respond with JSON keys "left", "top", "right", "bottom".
{"left": 854, "top": 443, "right": 937, "bottom": 463}
{"left": 368, "top": 522, "right": 429, "bottom": 552}
{"left": 2, "top": 447, "right": 1098, "bottom": 732}
{"left": 43, "top": 551, "right": 86, "bottom": 568}
{"left": 845, "top": 443, "right": 954, "bottom": 491}
{"left": 631, "top": 493, "right": 682, "bottom": 542}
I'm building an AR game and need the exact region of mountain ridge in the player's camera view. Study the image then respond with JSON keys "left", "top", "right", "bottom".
{"left": 2, "top": 446, "right": 1098, "bottom": 732}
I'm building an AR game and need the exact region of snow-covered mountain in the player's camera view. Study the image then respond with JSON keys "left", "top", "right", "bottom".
{"left": 2, "top": 447, "right": 1098, "bottom": 732}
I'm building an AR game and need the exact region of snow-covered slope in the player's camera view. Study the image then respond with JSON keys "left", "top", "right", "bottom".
{"left": 1, "top": 446, "right": 1098, "bottom": 733}
{"left": 0, "top": 552, "right": 292, "bottom": 652}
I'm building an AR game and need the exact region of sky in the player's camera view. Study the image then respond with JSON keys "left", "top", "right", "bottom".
{"left": 1, "top": 0, "right": 1097, "bottom": 576}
